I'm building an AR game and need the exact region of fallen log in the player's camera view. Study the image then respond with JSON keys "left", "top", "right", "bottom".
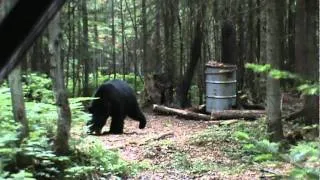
{"left": 152, "top": 104, "right": 265, "bottom": 120}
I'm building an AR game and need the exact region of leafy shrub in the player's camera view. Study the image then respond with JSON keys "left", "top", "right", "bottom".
{"left": 90, "top": 72, "right": 144, "bottom": 92}
{"left": 22, "top": 73, "right": 54, "bottom": 103}
{"left": 70, "top": 136, "right": 149, "bottom": 178}
{"left": 67, "top": 72, "right": 144, "bottom": 97}
{"left": 235, "top": 132, "right": 320, "bottom": 179}
{"left": 0, "top": 73, "right": 147, "bottom": 179}
{"left": 245, "top": 63, "right": 319, "bottom": 95}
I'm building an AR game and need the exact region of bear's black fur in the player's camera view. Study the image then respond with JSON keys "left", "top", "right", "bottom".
{"left": 87, "top": 79, "right": 146, "bottom": 135}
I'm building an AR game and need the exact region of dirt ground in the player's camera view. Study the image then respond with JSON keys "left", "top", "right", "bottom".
{"left": 98, "top": 113, "right": 290, "bottom": 180}
{"left": 92, "top": 92, "right": 303, "bottom": 179}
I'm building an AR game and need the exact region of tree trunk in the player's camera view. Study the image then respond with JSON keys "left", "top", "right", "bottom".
{"left": 48, "top": 13, "right": 72, "bottom": 155}
{"left": 295, "top": 0, "right": 307, "bottom": 76}
{"left": 295, "top": 0, "right": 319, "bottom": 126}
{"left": 133, "top": 0, "right": 138, "bottom": 90}
{"left": 93, "top": 0, "right": 99, "bottom": 88}
{"left": 162, "top": 0, "right": 178, "bottom": 105}
{"left": 304, "top": 0, "right": 319, "bottom": 125}
{"left": 82, "top": 0, "right": 90, "bottom": 97}
{"left": 141, "top": 0, "right": 148, "bottom": 75}
{"left": 221, "top": 20, "right": 236, "bottom": 65}
{"left": 266, "top": 0, "right": 284, "bottom": 142}
{"left": 237, "top": 0, "right": 245, "bottom": 92}
{"left": 111, "top": 0, "right": 116, "bottom": 79}
{"left": 176, "top": 1, "right": 206, "bottom": 108}
{"left": 8, "top": 64, "right": 28, "bottom": 140}
{"left": 155, "top": 0, "right": 161, "bottom": 68}
{"left": 287, "top": 0, "right": 295, "bottom": 78}
{"left": 120, "top": 0, "right": 126, "bottom": 80}
{"left": 258, "top": 0, "right": 267, "bottom": 102}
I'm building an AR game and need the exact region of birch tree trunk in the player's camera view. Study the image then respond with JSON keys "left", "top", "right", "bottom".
{"left": 48, "top": 13, "right": 72, "bottom": 155}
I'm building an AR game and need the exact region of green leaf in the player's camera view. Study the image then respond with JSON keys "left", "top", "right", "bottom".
{"left": 253, "top": 153, "right": 273, "bottom": 162}
{"left": 234, "top": 131, "right": 250, "bottom": 141}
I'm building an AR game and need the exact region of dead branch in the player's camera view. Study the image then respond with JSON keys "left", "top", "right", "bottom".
{"left": 143, "top": 132, "right": 174, "bottom": 145}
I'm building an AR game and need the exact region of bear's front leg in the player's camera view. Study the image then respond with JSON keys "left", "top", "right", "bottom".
{"left": 108, "top": 115, "right": 125, "bottom": 134}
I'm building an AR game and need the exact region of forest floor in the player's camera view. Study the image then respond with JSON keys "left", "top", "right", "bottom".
{"left": 98, "top": 112, "right": 295, "bottom": 180}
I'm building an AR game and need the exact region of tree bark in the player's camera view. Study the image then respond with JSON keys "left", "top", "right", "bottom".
{"left": 82, "top": 0, "right": 90, "bottom": 96}
{"left": 162, "top": 0, "right": 178, "bottom": 105}
{"left": 237, "top": 0, "right": 245, "bottom": 92}
{"left": 304, "top": 0, "right": 319, "bottom": 125}
{"left": 141, "top": 0, "right": 148, "bottom": 75}
{"left": 221, "top": 20, "right": 236, "bottom": 65}
{"left": 48, "top": 13, "right": 72, "bottom": 155}
{"left": 8, "top": 64, "right": 28, "bottom": 140}
{"left": 111, "top": 0, "right": 116, "bottom": 79}
{"left": 258, "top": 0, "right": 267, "bottom": 102}
{"left": 295, "top": 0, "right": 307, "bottom": 75}
{"left": 266, "top": 0, "right": 284, "bottom": 141}
{"left": 295, "top": 0, "right": 319, "bottom": 126}
{"left": 176, "top": 1, "right": 206, "bottom": 108}
{"left": 120, "top": 0, "right": 126, "bottom": 80}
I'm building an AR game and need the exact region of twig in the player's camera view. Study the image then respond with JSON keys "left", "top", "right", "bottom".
{"left": 143, "top": 132, "right": 174, "bottom": 145}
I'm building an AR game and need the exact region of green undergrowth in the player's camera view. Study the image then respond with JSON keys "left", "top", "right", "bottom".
{"left": 189, "top": 119, "right": 268, "bottom": 161}
{"left": 170, "top": 151, "right": 216, "bottom": 174}
{"left": 0, "top": 74, "right": 149, "bottom": 179}
{"left": 186, "top": 120, "right": 268, "bottom": 175}
{"left": 189, "top": 118, "right": 320, "bottom": 179}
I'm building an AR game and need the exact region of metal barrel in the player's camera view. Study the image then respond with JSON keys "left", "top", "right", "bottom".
{"left": 205, "top": 64, "right": 237, "bottom": 112}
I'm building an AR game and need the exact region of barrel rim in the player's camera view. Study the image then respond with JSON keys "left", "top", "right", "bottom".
{"left": 205, "top": 64, "right": 237, "bottom": 69}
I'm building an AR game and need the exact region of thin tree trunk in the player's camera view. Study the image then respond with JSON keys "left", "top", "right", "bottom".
{"left": 120, "top": 0, "right": 126, "bottom": 80}
{"left": 93, "top": 0, "right": 99, "bottom": 88}
{"left": 72, "top": 5, "right": 76, "bottom": 97}
{"left": 237, "top": 0, "right": 245, "bottom": 92}
{"left": 155, "top": 0, "right": 161, "bottom": 68}
{"left": 8, "top": 64, "right": 28, "bottom": 140}
{"left": 141, "top": 0, "right": 148, "bottom": 75}
{"left": 258, "top": 0, "right": 267, "bottom": 102}
{"left": 111, "top": 0, "right": 116, "bottom": 79}
{"left": 133, "top": 0, "right": 138, "bottom": 90}
{"left": 177, "top": 10, "right": 183, "bottom": 79}
{"left": 287, "top": 0, "right": 295, "bottom": 75}
{"left": 48, "top": 13, "right": 72, "bottom": 155}
{"left": 82, "top": 0, "right": 90, "bottom": 96}
{"left": 266, "top": 0, "right": 284, "bottom": 142}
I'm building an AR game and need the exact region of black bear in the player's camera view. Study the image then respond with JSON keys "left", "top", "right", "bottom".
{"left": 86, "top": 79, "right": 146, "bottom": 135}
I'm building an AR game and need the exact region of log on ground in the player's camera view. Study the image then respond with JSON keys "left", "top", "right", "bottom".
{"left": 152, "top": 104, "right": 265, "bottom": 120}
